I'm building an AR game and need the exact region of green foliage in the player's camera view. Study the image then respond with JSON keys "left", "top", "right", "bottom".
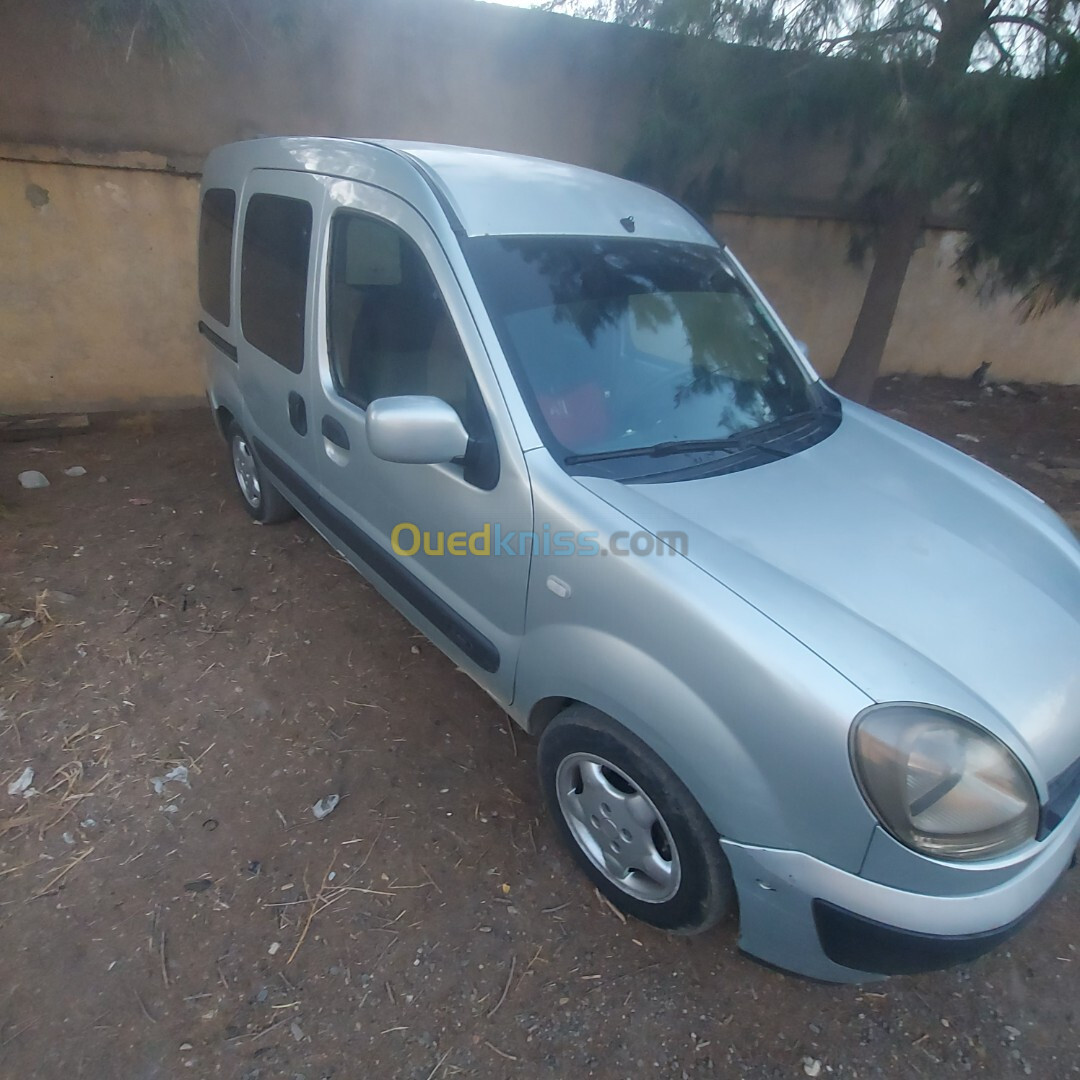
{"left": 958, "top": 52, "right": 1080, "bottom": 313}
{"left": 572, "top": 0, "right": 1080, "bottom": 316}
{"left": 622, "top": 42, "right": 909, "bottom": 210}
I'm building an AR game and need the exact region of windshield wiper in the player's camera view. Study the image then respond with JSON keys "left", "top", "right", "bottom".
{"left": 565, "top": 431, "right": 794, "bottom": 466}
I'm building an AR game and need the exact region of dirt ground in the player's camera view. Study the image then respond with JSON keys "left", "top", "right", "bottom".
{"left": 1, "top": 376, "right": 1079, "bottom": 1080}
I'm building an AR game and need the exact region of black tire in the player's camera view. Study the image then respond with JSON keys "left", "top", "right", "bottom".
{"left": 538, "top": 704, "right": 734, "bottom": 935}
{"left": 226, "top": 421, "right": 296, "bottom": 524}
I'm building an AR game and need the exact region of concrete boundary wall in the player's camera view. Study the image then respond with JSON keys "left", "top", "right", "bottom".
{"left": 0, "top": 0, "right": 1077, "bottom": 413}
{"left": 1, "top": 151, "right": 200, "bottom": 413}
{"left": 718, "top": 214, "right": 1080, "bottom": 386}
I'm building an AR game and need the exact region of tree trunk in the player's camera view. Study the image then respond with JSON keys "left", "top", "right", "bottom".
{"left": 830, "top": 0, "right": 989, "bottom": 404}
{"left": 830, "top": 193, "right": 928, "bottom": 403}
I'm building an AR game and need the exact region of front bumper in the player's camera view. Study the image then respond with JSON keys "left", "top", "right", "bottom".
{"left": 721, "top": 793, "right": 1080, "bottom": 982}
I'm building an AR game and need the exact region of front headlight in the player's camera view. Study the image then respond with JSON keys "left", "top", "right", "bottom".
{"left": 851, "top": 704, "right": 1038, "bottom": 861}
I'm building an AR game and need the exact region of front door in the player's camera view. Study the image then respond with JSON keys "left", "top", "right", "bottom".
{"left": 236, "top": 169, "right": 324, "bottom": 501}
{"left": 312, "top": 181, "right": 533, "bottom": 703}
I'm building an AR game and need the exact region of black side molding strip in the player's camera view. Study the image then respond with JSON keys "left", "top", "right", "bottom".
{"left": 253, "top": 438, "right": 500, "bottom": 674}
{"left": 198, "top": 320, "right": 238, "bottom": 363}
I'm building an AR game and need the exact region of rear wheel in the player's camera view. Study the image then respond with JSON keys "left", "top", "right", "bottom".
{"left": 538, "top": 704, "right": 734, "bottom": 934}
{"left": 227, "top": 421, "right": 296, "bottom": 524}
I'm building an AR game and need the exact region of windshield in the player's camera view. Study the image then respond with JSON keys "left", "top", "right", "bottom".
{"left": 465, "top": 236, "right": 823, "bottom": 474}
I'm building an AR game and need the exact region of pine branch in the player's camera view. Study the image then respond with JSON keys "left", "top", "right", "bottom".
{"left": 820, "top": 23, "right": 943, "bottom": 49}
{"left": 987, "top": 12, "right": 1075, "bottom": 47}
{"left": 983, "top": 24, "right": 1016, "bottom": 66}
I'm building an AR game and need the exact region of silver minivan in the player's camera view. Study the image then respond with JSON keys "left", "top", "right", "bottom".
{"left": 199, "top": 137, "right": 1080, "bottom": 982}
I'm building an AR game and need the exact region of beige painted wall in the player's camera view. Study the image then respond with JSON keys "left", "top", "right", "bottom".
{"left": 0, "top": 156, "right": 201, "bottom": 413}
{"left": 2, "top": 153, "right": 1079, "bottom": 416}
{"left": 718, "top": 213, "right": 1080, "bottom": 385}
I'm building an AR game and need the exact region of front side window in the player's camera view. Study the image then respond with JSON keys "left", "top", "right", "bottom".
{"left": 198, "top": 188, "right": 236, "bottom": 326}
{"left": 326, "top": 211, "right": 471, "bottom": 418}
{"left": 240, "top": 193, "right": 312, "bottom": 373}
{"left": 466, "top": 236, "right": 833, "bottom": 479}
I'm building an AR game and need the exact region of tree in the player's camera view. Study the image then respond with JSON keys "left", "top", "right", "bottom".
{"left": 560, "top": 0, "right": 1080, "bottom": 401}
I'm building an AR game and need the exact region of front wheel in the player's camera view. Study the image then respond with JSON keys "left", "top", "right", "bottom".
{"left": 538, "top": 704, "right": 734, "bottom": 934}
{"left": 227, "top": 421, "right": 296, "bottom": 524}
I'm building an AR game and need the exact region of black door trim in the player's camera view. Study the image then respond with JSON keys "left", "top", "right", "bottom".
{"left": 198, "top": 320, "right": 238, "bottom": 362}
{"left": 252, "top": 438, "right": 500, "bottom": 674}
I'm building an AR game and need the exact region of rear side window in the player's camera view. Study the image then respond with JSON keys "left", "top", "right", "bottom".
{"left": 240, "top": 193, "right": 313, "bottom": 373}
{"left": 198, "top": 188, "right": 236, "bottom": 326}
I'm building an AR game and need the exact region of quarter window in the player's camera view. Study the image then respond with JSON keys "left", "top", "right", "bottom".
{"left": 326, "top": 211, "right": 471, "bottom": 417}
{"left": 198, "top": 188, "right": 236, "bottom": 326}
{"left": 241, "top": 193, "right": 312, "bottom": 373}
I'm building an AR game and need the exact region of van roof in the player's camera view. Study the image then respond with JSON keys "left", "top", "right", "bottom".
{"left": 203, "top": 137, "right": 715, "bottom": 245}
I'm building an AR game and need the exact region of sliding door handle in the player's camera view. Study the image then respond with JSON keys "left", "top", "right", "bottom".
{"left": 321, "top": 415, "right": 350, "bottom": 450}
{"left": 321, "top": 414, "right": 350, "bottom": 468}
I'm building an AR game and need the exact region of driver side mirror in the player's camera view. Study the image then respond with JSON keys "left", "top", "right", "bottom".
{"left": 365, "top": 395, "right": 469, "bottom": 465}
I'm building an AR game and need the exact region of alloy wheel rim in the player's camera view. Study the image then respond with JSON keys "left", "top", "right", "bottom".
{"left": 555, "top": 752, "right": 681, "bottom": 903}
{"left": 231, "top": 435, "right": 262, "bottom": 508}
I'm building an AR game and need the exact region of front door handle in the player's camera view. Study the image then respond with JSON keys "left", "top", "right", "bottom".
{"left": 321, "top": 415, "right": 350, "bottom": 450}
{"left": 288, "top": 392, "right": 307, "bottom": 436}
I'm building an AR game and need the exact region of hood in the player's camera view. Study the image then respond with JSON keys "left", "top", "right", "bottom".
{"left": 577, "top": 402, "right": 1080, "bottom": 790}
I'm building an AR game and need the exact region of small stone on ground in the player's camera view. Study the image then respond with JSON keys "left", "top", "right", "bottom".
{"left": 17, "top": 470, "right": 49, "bottom": 489}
